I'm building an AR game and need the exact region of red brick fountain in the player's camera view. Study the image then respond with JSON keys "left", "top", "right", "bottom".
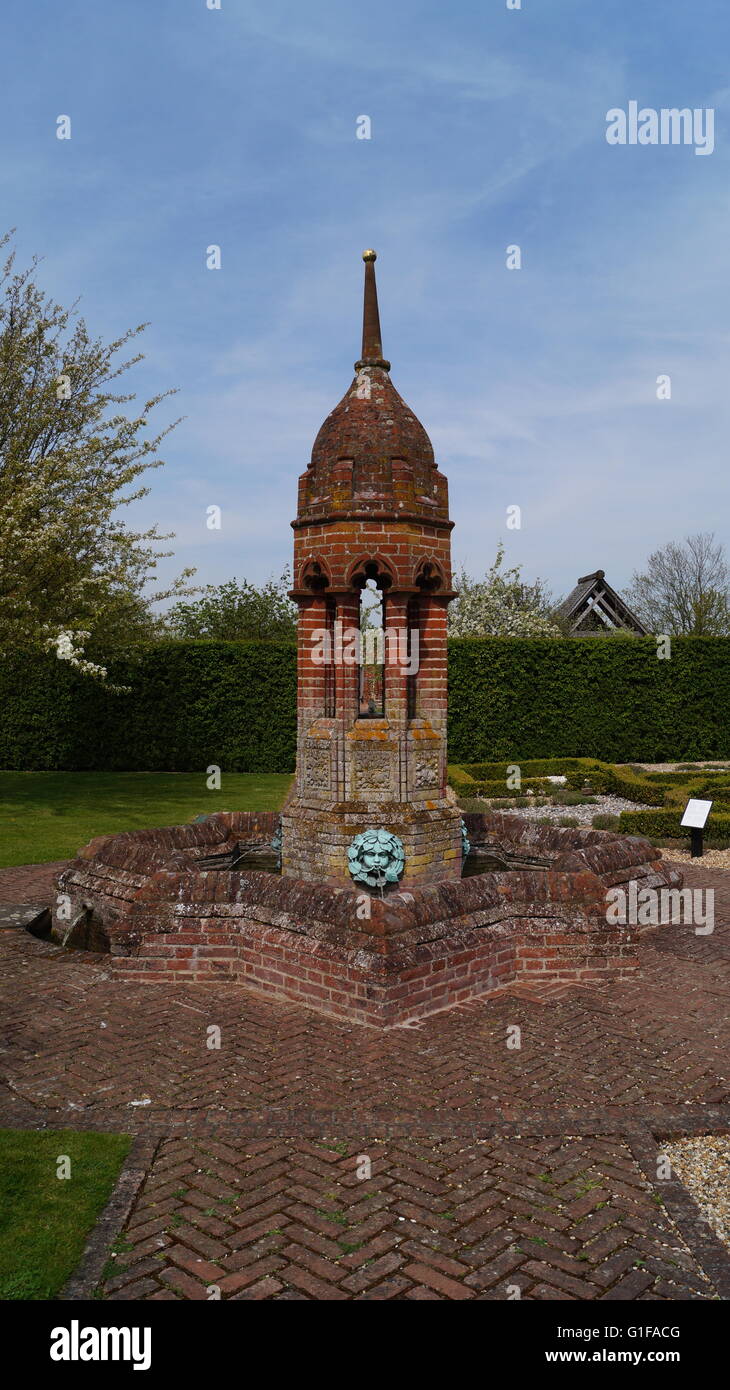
{"left": 53, "top": 253, "right": 681, "bottom": 1025}
{"left": 281, "top": 248, "right": 461, "bottom": 886}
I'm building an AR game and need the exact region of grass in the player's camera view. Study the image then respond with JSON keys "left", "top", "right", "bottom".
{"left": 0, "top": 771, "right": 293, "bottom": 867}
{"left": 0, "top": 1129, "right": 131, "bottom": 1299}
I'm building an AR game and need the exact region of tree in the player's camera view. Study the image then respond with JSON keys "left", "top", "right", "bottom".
{"left": 448, "top": 543, "right": 561, "bottom": 637}
{"left": 165, "top": 573, "right": 297, "bottom": 641}
{"left": 625, "top": 532, "right": 730, "bottom": 635}
{"left": 0, "top": 232, "right": 193, "bottom": 674}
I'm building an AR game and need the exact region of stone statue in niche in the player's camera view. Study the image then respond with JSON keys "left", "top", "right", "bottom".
{"left": 347, "top": 828, "right": 405, "bottom": 889}
{"left": 270, "top": 822, "right": 282, "bottom": 869}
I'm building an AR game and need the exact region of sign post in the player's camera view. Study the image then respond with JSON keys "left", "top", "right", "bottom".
{"left": 680, "top": 799, "right": 713, "bottom": 859}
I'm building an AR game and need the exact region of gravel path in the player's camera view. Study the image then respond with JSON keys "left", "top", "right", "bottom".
{"left": 663, "top": 846, "right": 730, "bottom": 869}
{"left": 664, "top": 1138, "right": 730, "bottom": 1251}
{"left": 475, "top": 795, "right": 649, "bottom": 825}
{"left": 632, "top": 762, "right": 730, "bottom": 773}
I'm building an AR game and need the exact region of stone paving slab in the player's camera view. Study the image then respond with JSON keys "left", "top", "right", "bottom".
{"left": 0, "top": 858, "right": 729, "bottom": 1299}
{"left": 0, "top": 903, "right": 49, "bottom": 931}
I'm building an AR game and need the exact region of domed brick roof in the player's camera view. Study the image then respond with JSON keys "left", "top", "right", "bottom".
{"left": 310, "top": 366, "right": 435, "bottom": 472}
{"left": 296, "top": 252, "right": 449, "bottom": 525}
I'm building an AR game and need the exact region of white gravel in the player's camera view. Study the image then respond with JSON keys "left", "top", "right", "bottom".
{"left": 479, "top": 795, "right": 650, "bottom": 826}
{"left": 632, "top": 762, "right": 730, "bottom": 773}
{"left": 662, "top": 846, "right": 730, "bottom": 869}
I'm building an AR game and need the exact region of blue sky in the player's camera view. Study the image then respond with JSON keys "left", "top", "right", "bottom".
{"left": 3, "top": 0, "right": 730, "bottom": 605}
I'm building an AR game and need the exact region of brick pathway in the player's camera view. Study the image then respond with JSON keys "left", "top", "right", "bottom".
{"left": 100, "top": 1136, "right": 716, "bottom": 1301}
{"left": 0, "top": 860, "right": 63, "bottom": 903}
{"left": 1, "top": 859, "right": 729, "bottom": 1300}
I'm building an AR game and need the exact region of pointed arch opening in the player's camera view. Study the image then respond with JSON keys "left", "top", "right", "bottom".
{"left": 300, "top": 557, "right": 331, "bottom": 594}
{"left": 414, "top": 558, "right": 445, "bottom": 593}
{"left": 347, "top": 558, "right": 393, "bottom": 719}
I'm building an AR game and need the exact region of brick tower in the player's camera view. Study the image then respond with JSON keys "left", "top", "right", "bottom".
{"left": 280, "top": 250, "right": 462, "bottom": 888}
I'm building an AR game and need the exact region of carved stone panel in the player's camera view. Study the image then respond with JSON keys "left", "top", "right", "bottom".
{"left": 414, "top": 753, "right": 439, "bottom": 789}
{"left": 303, "top": 742, "right": 331, "bottom": 791}
{"left": 352, "top": 744, "right": 394, "bottom": 796}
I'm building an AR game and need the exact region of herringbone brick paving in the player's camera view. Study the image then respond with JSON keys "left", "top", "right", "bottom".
{"left": 0, "top": 860, "right": 65, "bottom": 903}
{"left": 0, "top": 859, "right": 728, "bottom": 1298}
{"left": 99, "top": 1136, "right": 717, "bottom": 1300}
{"left": 1, "top": 907, "right": 727, "bottom": 1129}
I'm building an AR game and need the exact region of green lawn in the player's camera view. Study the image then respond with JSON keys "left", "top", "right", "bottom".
{"left": 0, "top": 1129, "right": 131, "bottom": 1299}
{"left": 0, "top": 771, "right": 293, "bottom": 867}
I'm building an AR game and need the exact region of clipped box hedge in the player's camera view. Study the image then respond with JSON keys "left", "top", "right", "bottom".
{"left": 563, "top": 764, "right": 665, "bottom": 805}
{"left": 450, "top": 758, "right": 667, "bottom": 805}
{"left": 450, "top": 757, "right": 730, "bottom": 818}
{"left": 460, "top": 777, "right": 556, "bottom": 797}
{"left": 619, "top": 809, "right": 730, "bottom": 842}
{"left": 461, "top": 758, "right": 584, "bottom": 779}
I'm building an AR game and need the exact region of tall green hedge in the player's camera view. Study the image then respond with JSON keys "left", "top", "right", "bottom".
{"left": 0, "top": 635, "right": 728, "bottom": 771}
{"left": 447, "top": 636, "right": 730, "bottom": 764}
{"left": 0, "top": 642, "right": 298, "bottom": 772}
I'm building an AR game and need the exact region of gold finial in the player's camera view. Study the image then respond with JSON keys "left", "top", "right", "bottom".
{"left": 362, "top": 249, "right": 377, "bottom": 262}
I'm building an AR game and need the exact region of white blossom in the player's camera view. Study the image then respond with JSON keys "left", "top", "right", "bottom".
{"left": 449, "top": 543, "right": 561, "bottom": 638}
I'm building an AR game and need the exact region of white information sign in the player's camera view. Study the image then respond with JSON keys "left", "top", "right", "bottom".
{"left": 680, "top": 799, "right": 713, "bottom": 829}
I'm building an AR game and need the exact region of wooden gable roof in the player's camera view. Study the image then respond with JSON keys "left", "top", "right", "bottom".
{"left": 556, "top": 570, "right": 648, "bottom": 636}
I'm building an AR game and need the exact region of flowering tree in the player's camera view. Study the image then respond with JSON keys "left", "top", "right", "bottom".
{"left": 448, "top": 543, "right": 561, "bottom": 637}
{"left": 0, "top": 232, "right": 193, "bottom": 674}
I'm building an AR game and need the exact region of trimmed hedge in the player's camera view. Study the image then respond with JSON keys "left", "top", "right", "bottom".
{"left": 0, "top": 642, "right": 297, "bottom": 772}
{"left": 447, "top": 636, "right": 730, "bottom": 763}
{"left": 619, "top": 810, "right": 730, "bottom": 842}
{"left": 460, "top": 777, "right": 555, "bottom": 797}
{"left": 1, "top": 634, "right": 730, "bottom": 771}
{"left": 451, "top": 758, "right": 730, "bottom": 817}
{"left": 451, "top": 758, "right": 667, "bottom": 805}
{"left": 461, "top": 759, "right": 582, "bottom": 779}
{"left": 564, "top": 764, "right": 666, "bottom": 805}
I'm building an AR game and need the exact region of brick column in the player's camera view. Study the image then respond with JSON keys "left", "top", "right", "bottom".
{"left": 297, "top": 595, "right": 328, "bottom": 724}
{"left": 383, "top": 593, "right": 409, "bottom": 724}
{"left": 418, "top": 596, "right": 450, "bottom": 730}
{"left": 334, "top": 593, "right": 360, "bottom": 727}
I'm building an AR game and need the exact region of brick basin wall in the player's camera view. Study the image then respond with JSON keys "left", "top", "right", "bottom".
{"left": 54, "top": 812, "right": 679, "bottom": 1027}
{"left": 111, "top": 918, "right": 639, "bottom": 1028}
